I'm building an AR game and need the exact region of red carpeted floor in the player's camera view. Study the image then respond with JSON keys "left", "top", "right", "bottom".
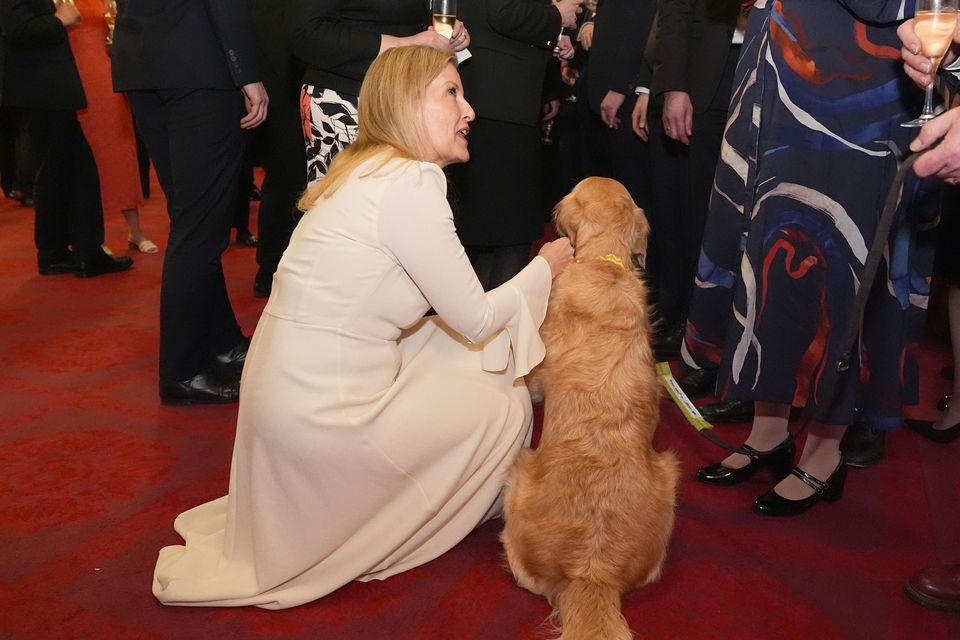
{"left": 1, "top": 188, "right": 960, "bottom": 640}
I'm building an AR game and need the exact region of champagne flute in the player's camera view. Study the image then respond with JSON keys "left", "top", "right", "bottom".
{"left": 104, "top": 0, "right": 117, "bottom": 28}
{"left": 431, "top": 0, "right": 457, "bottom": 38}
{"left": 105, "top": 0, "right": 118, "bottom": 46}
{"left": 903, "top": 0, "right": 959, "bottom": 127}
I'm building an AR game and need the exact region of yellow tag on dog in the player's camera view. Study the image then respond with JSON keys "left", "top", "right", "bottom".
{"left": 656, "top": 362, "right": 713, "bottom": 432}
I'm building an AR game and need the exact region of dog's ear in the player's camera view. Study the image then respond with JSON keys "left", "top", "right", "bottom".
{"left": 632, "top": 204, "right": 650, "bottom": 259}
{"left": 553, "top": 193, "right": 579, "bottom": 246}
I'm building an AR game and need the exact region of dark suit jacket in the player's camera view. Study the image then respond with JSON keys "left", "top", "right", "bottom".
{"left": 585, "top": 0, "right": 656, "bottom": 114}
{"left": 112, "top": 0, "right": 260, "bottom": 91}
{"left": 285, "top": 0, "right": 429, "bottom": 98}
{"left": 0, "top": 0, "right": 86, "bottom": 110}
{"left": 252, "top": 0, "right": 305, "bottom": 98}
{"left": 646, "top": 0, "right": 740, "bottom": 113}
{"left": 457, "top": 0, "right": 561, "bottom": 127}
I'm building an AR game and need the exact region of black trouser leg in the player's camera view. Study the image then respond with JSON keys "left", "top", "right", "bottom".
{"left": 128, "top": 89, "right": 245, "bottom": 381}
{"left": 25, "top": 109, "right": 104, "bottom": 263}
{"left": 255, "top": 59, "right": 307, "bottom": 289}
{"left": 594, "top": 94, "right": 652, "bottom": 210}
{"left": 645, "top": 102, "right": 690, "bottom": 329}
{"left": 0, "top": 107, "right": 16, "bottom": 195}
{"left": 233, "top": 154, "right": 254, "bottom": 234}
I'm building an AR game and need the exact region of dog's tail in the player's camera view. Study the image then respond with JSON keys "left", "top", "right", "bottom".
{"left": 556, "top": 578, "right": 631, "bottom": 640}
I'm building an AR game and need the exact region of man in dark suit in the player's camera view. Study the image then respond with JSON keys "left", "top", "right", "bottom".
{"left": 632, "top": 0, "right": 751, "bottom": 424}
{"left": 112, "top": 0, "right": 268, "bottom": 405}
{"left": 0, "top": 0, "right": 133, "bottom": 277}
{"left": 249, "top": 0, "right": 305, "bottom": 299}
{"left": 450, "top": 0, "right": 581, "bottom": 290}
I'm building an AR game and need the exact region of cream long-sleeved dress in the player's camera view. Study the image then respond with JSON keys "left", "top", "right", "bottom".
{"left": 152, "top": 157, "right": 552, "bottom": 609}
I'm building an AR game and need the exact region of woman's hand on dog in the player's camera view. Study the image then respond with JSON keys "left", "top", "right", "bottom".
{"left": 538, "top": 238, "right": 575, "bottom": 279}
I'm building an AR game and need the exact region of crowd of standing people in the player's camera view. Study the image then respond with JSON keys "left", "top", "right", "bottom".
{"left": 2, "top": 0, "right": 959, "bottom": 616}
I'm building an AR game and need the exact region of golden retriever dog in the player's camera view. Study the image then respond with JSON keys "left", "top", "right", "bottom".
{"left": 501, "top": 177, "right": 680, "bottom": 640}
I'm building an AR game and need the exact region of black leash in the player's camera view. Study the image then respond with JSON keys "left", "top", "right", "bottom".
{"left": 663, "top": 149, "right": 929, "bottom": 457}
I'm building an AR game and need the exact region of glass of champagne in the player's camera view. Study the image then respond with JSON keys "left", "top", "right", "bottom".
{"left": 903, "top": 0, "right": 959, "bottom": 127}
{"left": 431, "top": 0, "right": 457, "bottom": 38}
{"left": 104, "top": 0, "right": 118, "bottom": 46}
{"left": 104, "top": 0, "right": 117, "bottom": 28}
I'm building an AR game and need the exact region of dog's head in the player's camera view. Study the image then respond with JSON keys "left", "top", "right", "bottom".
{"left": 553, "top": 177, "right": 649, "bottom": 260}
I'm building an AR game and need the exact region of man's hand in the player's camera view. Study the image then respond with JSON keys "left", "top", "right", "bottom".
{"left": 560, "top": 60, "right": 580, "bottom": 86}
{"left": 553, "top": 34, "right": 575, "bottom": 60}
{"left": 577, "top": 22, "right": 594, "bottom": 51}
{"left": 543, "top": 99, "right": 561, "bottom": 122}
{"left": 662, "top": 90, "right": 693, "bottom": 145}
{"left": 240, "top": 82, "right": 269, "bottom": 130}
{"left": 632, "top": 92, "right": 650, "bottom": 141}
{"left": 554, "top": 0, "right": 584, "bottom": 30}
{"left": 600, "top": 90, "right": 625, "bottom": 129}
{"left": 55, "top": 1, "right": 81, "bottom": 27}
{"left": 911, "top": 107, "right": 960, "bottom": 183}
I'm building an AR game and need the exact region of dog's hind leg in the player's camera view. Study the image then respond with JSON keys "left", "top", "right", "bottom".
{"left": 502, "top": 533, "right": 548, "bottom": 596}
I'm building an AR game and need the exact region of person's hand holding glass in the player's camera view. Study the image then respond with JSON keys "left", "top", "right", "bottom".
{"left": 901, "top": 0, "right": 959, "bottom": 127}
{"left": 54, "top": 0, "right": 81, "bottom": 27}
{"left": 429, "top": 0, "right": 471, "bottom": 61}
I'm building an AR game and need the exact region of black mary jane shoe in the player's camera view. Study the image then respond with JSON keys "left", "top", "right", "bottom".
{"left": 696, "top": 438, "right": 796, "bottom": 486}
{"left": 752, "top": 457, "right": 847, "bottom": 516}
{"left": 905, "top": 419, "right": 960, "bottom": 444}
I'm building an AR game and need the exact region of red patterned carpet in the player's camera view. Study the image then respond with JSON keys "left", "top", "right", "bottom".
{"left": 1, "top": 189, "right": 959, "bottom": 640}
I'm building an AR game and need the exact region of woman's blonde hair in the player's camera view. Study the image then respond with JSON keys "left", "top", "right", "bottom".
{"left": 297, "top": 46, "right": 456, "bottom": 210}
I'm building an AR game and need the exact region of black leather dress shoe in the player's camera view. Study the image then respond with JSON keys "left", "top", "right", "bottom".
{"left": 696, "top": 437, "right": 796, "bottom": 485}
{"left": 752, "top": 457, "right": 847, "bottom": 516}
{"left": 653, "top": 325, "right": 683, "bottom": 362}
{"left": 678, "top": 368, "right": 718, "bottom": 399}
{"left": 699, "top": 399, "right": 754, "bottom": 423}
{"left": 253, "top": 271, "right": 272, "bottom": 299}
{"left": 840, "top": 422, "right": 885, "bottom": 468}
{"left": 236, "top": 230, "right": 259, "bottom": 247}
{"left": 214, "top": 337, "right": 251, "bottom": 376}
{"left": 905, "top": 419, "right": 960, "bottom": 444}
{"left": 76, "top": 250, "right": 133, "bottom": 278}
{"left": 38, "top": 258, "right": 76, "bottom": 275}
{"left": 159, "top": 369, "right": 240, "bottom": 405}
{"left": 7, "top": 188, "right": 34, "bottom": 207}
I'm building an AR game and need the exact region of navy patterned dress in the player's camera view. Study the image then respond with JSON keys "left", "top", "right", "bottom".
{"left": 681, "top": 0, "right": 940, "bottom": 429}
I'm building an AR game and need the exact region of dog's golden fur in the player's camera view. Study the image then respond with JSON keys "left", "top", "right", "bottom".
{"left": 501, "top": 177, "right": 680, "bottom": 640}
